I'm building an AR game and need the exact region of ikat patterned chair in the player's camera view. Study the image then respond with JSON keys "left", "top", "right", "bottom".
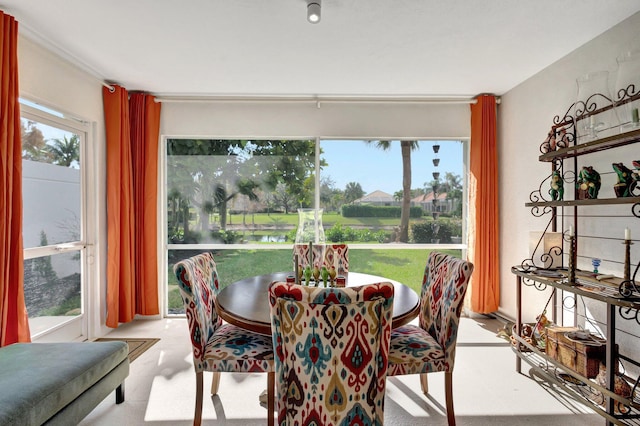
{"left": 292, "top": 243, "right": 349, "bottom": 276}
{"left": 268, "top": 281, "right": 393, "bottom": 426}
{"left": 174, "top": 252, "right": 275, "bottom": 426}
{"left": 387, "top": 252, "right": 474, "bottom": 426}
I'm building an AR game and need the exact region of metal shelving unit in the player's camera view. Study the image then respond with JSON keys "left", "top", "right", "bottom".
{"left": 513, "top": 93, "right": 640, "bottom": 425}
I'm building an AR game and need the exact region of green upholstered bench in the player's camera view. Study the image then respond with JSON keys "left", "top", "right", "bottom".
{"left": 0, "top": 341, "right": 129, "bottom": 426}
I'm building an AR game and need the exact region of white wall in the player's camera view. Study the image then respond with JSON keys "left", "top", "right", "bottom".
{"left": 499, "top": 12, "right": 640, "bottom": 356}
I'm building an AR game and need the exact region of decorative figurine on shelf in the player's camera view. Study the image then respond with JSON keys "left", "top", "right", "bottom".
{"left": 633, "top": 160, "right": 640, "bottom": 196}
{"left": 549, "top": 170, "right": 564, "bottom": 201}
{"left": 541, "top": 128, "right": 556, "bottom": 153}
{"left": 612, "top": 162, "right": 639, "bottom": 197}
{"left": 312, "top": 264, "right": 320, "bottom": 285}
{"left": 595, "top": 363, "right": 633, "bottom": 414}
{"left": 556, "top": 127, "right": 570, "bottom": 149}
{"left": 576, "top": 166, "right": 601, "bottom": 199}
{"left": 592, "top": 258, "right": 601, "bottom": 274}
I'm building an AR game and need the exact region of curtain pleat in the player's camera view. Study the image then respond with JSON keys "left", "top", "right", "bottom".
{"left": 104, "top": 85, "right": 135, "bottom": 327}
{"left": 103, "top": 87, "right": 160, "bottom": 328}
{"left": 468, "top": 94, "right": 500, "bottom": 313}
{"left": 0, "top": 11, "right": 30, "bottom": 345}
{"left": 130, "top": 93, "right": 160, "bottom": 315}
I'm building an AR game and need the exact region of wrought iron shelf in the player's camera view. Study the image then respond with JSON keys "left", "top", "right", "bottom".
{"left": 526, "top": 197, "right": 640, "bottom": 208}
{"left": 511, "top": 339, "right": 640, "bottom": 425}
{"left": 512, "top": 267, "right": 640, "bottom": 311}
{"left": 519, "top": 91, "right": 640, "bottom": 425}
{"left": 539, "top": 128, "right": 640, "bottom": 162}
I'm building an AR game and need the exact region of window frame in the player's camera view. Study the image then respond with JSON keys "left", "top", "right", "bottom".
{"left": 162, "top": 136, "right": 470, "bottom": 316}
{"left": 20, "top": 100, "right": 93, "bottom": 340}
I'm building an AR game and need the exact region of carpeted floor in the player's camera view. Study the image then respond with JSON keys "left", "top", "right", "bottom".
{"left": 95, "top": 338, "right": 160, "bottom": 363}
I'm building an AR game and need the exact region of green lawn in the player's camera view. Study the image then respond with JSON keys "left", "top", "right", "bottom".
{"left": 167, "top": 247, "right": 462, "bottom": 313}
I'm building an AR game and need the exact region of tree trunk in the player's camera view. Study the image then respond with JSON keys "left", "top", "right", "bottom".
{"left": 400, "top": 141, "right": 412, "bottom": 243}
{"left": 219, "top": 201, "right": 227, "bottom": 230}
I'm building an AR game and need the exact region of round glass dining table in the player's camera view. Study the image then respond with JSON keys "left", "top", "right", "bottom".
{"left": 216, "top": 271, "right": 420, "bottom": 335}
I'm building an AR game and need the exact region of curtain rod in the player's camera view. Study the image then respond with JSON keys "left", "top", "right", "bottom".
{"left": 153, "top": 95, "right": 501, "bottom": 105}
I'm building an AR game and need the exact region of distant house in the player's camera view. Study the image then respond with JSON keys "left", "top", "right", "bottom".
{"left": 354, "top": 190, "right": 397, "bottom": 206}
{"left": 412, "top": 191, "right": 454, "bottom": 213}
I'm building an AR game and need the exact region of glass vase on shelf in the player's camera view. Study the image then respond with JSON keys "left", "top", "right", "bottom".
{"left": 574, "top": 71, "right": 618, "bottom": 141}
{"left": 614, "top": 50, "right": 640, "bottom": 132}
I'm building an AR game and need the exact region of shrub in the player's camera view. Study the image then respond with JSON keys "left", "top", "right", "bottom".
{"left": 411, "top": 218, "right": 461, "bottom": 243}
{"left": 210, "top": 229, "right": 241, "bottom": 244}
{"left": 341, "top": 204, "right": 423, "bottom": 218}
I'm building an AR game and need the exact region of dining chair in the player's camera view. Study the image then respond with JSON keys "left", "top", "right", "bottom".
{"left": 268, "top": 281, "right": 394, "bottom": 425}
{"left": 387, "top": 252, "right": 474, "bottom": 426}
{"left": 173, "top": 252, "right": 275, "bottom": 426}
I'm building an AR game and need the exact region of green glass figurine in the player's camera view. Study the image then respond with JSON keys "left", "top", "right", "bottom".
{"left": 321, "top": 266, "right": 329, "bottom": 287}
{"left": 549, "top": 170, "right": 564, "bottom": 201}
{"left": 303, "top": 265, "right": 312, "bottom": 286}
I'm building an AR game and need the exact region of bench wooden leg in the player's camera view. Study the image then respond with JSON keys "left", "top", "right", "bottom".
{"left": 116, "top": 383, "right": 125, "bottom": 404}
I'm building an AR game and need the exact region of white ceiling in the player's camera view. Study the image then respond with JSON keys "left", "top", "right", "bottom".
{"left": 3, "top": 0, "right": 640, "bottom": 98}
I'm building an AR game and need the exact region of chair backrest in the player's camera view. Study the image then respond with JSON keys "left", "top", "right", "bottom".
{"left": 419, "top": 252, "right": 474, "bottom": 368}
{"left": 293, "top": 243, "right": 349, "bottom": 275}
{"left": 173, "top": 252, "right": 222, "bottom": 370}
{"left": 269, "top": 281, "right": 393, "bottom": 426}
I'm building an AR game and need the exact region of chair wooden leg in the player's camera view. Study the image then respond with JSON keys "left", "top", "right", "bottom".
{"left": 267, "top": 371, "right": 275, "bottom": 426}
{"left": 194, "top": 371, "right": 203, "bottom": 426}
{"left": 420, "top": 373, "right": 429, "bottom": 394}
{"left": 210, "top": 371, "right": 221, "bottom": 395}
{"left": 445, "top": 372, "right": 455, "bottom": 426}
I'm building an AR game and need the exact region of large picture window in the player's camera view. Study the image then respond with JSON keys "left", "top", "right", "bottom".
{"left": 165, "top": 138, "right": 466, "bottom": 315}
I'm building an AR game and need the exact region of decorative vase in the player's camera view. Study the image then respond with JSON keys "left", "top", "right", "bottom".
{"left": 294, "top": 208, "right": 325, "bottom": 244}
{"left": 574, "top": 71, "right": 617, "bottom": 141}
{"left": 614, "top": 50, "right": 640, "bottom": 131}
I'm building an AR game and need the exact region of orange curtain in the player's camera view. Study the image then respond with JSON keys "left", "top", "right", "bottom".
{"left": 103, "top": 86, "right": 161, "bottom": 328}
{"left": 468, "top": 94, "right": 500, "bottom": 313}
{"left": 0, "top": 11, "right": 31, "bottom": 345}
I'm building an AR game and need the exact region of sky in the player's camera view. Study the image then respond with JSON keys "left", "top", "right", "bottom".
{"left": 320, "top": 140, "right": 464, "bottom": 195}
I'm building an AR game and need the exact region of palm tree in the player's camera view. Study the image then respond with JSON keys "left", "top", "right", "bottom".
{"left": 365, "top": 140, "right": 419, "bottom": 242}
{"left": 344, "top": 181, "right": 364, "bottom": 204}
{"left": 47, "top": 135, "right": 80, "bottom": 167}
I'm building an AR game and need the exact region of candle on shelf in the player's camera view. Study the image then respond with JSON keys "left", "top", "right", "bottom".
{"left": 589, "top": 115, "right": 595, "bottom": 129}
{"left": 632, "top": 108, "right": 639, "bottom": 124}
{"left": 569, "top": 226, "right": 574, "bottom": 237}
{"left": 625, "top": 227, "right": 631, "bottom": 241}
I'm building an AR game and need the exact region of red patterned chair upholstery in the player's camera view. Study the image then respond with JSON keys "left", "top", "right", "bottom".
{"left": 387, "top": 252, "right": 474, "bottom": 426}
{"left": 174, "top": 252, "right": 275, "bottom": 426}
{"left": 268, "top": 281, "right": 393, "bottom": 425}
{"left": 293, "top": 243, "right": 349, "bottom": 276}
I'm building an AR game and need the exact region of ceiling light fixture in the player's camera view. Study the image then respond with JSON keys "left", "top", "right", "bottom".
{"left": 307, "top": 0, "right": 321, "bottom": 24}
